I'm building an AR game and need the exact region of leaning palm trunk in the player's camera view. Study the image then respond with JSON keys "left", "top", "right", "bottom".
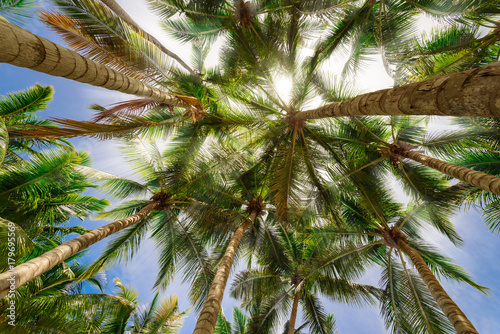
{"left": 294, "top": 62, "right": 500, "bottom": 120}
{"left": 0, "top": 202, "right": 158, "bottom": 299}
{"left": 396, "top": 239, "right": 479, "bottom": 334}
{"left": 193, "top": 212, "right": 257, "bottom": 334}
{"left": 400, "top": 150, "right": 500, "bottom": 196}
{"left": 100, "top": 0, "right": 196, "bottom": 76}
{"left": 287, "top": 282, "right": 304, "bottom": 334}
{"left": 0, "top": 21, "right": 195, "bottom": 109}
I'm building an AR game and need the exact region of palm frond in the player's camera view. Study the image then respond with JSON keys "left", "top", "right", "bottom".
{"left": 0, "top": 84, "right": 53, "bottom": 118}
{"left": 300, "top": 290, "right": 329, "bottom": 334}
{"left": 0, "top": 0, "right": 39, "bottom": 26}
{"left": 380, "top": 258, "right": 455, "bottom": 334}
{"left": 215, "top": 308, "right": 232, "bottom": 334}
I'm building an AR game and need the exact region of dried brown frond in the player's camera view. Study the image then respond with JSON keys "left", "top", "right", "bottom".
{"left": 177, "top": 95, "right": 205, "bottom": 122}
{"left": 9, "top": 117, "right": 178, "bottom": 140}
{"left": 183, "top": 107, "right": 205, "bottom": 122}
{"left": 92, "top": 99, "right": 172, "bottom": 122}
{"left": 176, "top": 95, "right": 204, "bottom": 110}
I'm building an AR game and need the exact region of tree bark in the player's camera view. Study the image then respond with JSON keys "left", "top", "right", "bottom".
{"left": 0, "top": 21, "right": 196, "bottom": 109}
{"left": 100, "top": 0, "right": 197, "bottom": 76}
{"left": 294, "top": 62, "right": 500, "bottom": 120}
{"left": 0, "top": 202, "right": 158, "bottom": 299}
{"left": 287, "top": 282, "right": 304, "bottom": 334}
{"left": 193, "top": 212, "right": 257, "bottom": 334}
{"left": 400, "top": 150, "right": 500, "bottom": 196}
{"left": 396, "top": 239, "right": 479, "bottom": 334}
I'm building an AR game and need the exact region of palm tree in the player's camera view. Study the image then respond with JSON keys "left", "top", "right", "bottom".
{"left": 2, "top": 85, "right": 260, "bottom": 332}
{"left": 230, "top": 216, "right": 378, "bottom": 334}
{"left": 213, "top": 306, "right": 336, "bottom": 334}
{"left": 176, "top": 140, "right": 274, "bottom": 333}
{"left": 312, "top": 169, "right": 486, "bottom": 334}
{"left": 0, "top": 170, "right": 109, "bottom": 274}
{"left": 66, "top": 133, "right": 258, "bottom": 334}
{"left": 0, "top": 253, "right": 185, "bottom": 334}
{"left": 291, "top": 61, "right": 500, "bottom": 120}
{"left": 139, "top": 106, "right": 334, "bottom": 333}
{"left": 192, "top": 195, "right": 265, "bottom": 334}
{"left": 395, "top": 145, "right": 500, "bottom": 195}
{"left": 138, "top": 4, "right": 500, "bottom": 242}
{"left": 0, "top": 88, "right": 112, "bottom": 291}
{"left": 0, "top": 201, "right": 159, "bottom": 298}
{"left": 0, "top": 20, "right": 199, "bottom": 109}
{"left": 317, "top": 115, "right": 500, "bottom": 200}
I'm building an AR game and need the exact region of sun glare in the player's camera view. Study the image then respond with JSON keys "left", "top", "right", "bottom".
{"left": 274, "top": 75, "right": 293, "bottom": 103}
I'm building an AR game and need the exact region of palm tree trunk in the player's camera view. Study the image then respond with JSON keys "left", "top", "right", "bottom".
{"left": 100, "top": 0, "right": 197, "bottom": 76}
{"left": 193, "top": 212, "right": 257, "bottom": 334}
{"left": 0, "top": 21, "right": 195, "bottom": 109}
{"left": 0, "top": 202, "right": 158, "bottom": 299}
{"left": 396, "top": 239, "right": 478, "bottom": 334}
{"left": 400, "top": 150, "right": 500, "bottom": 196}
{"left": 293, "top": 62, "right": 500, "bottom": 120}
{"left": 287, "top": 282, "right": 304, "bottom": 334}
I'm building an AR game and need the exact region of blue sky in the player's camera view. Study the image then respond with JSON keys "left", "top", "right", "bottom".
{"left": 1, "top": 1, "right": 499, "bottom": 333}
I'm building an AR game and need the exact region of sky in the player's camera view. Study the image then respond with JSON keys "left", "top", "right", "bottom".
{"left": 1, "top": 1, "right": 499, "bottom": 333}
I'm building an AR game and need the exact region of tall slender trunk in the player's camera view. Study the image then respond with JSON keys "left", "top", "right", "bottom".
{"left": 396, "top": 239, "right": 478, "bottom": 334}
{"left": 400, "top": 150, "right": 500, "bottom": 196}
{"left": 193, "top": 212, "right": 257, "bottom": 334}
{"left": 100, "top": 0, "right": 197, "bottom": 76}
{"left": 293, "top": 62, "right": 500, "bottom": 120}
{"left": 0, "top": 202, "right": 158, "bottom": 299}
{"left": 0, "top": 21, "right": 195, "bottom": 109}
{"left": 287, "top": 281, "right": 304, "bottom": 334}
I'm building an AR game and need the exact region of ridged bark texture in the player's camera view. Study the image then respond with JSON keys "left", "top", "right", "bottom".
{"left": 0, "top": 21, "right": 192, "bottom": 108}
{"left": 397, "top": 239, "right": 478, "bottom": 334}
{"left": 100, "top": 0, "right": 196, "bottom": 76}
{"left": 0, "top": 202, "right": 158, "bottom": 299}
{"left": 294, "top": 62, "right": 500, "bottom": 120}
{"left": 287, "top": 282, "right": 303, "bottom": 334}
{"left": 401, "top": 150, "right": 500, "bottom": 196}
{"left": 193, "top": 212, "right": 257, "bottom": 334}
